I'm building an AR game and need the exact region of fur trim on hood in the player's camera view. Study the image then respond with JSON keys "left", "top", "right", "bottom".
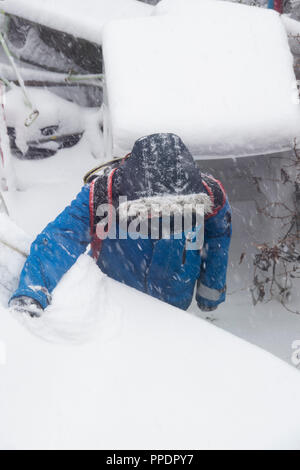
{"left": 118, "top": 193, "right": 212, "bottom": 221}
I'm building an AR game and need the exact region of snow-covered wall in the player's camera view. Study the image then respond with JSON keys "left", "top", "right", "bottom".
{"left": 103, "top": 0, "right": 300, "bottom": 159}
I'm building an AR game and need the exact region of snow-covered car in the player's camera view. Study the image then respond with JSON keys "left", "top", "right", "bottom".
{"left": 0, "top": 0, "right": 153, "bottom": 106}
{"left": 0, "top": 0, "right": 153, "bottom": 159}
{"left": 5, "top": 13, "right": 102, "bottom": 75}
{"left": 103, "top": 0, "right": 300, "bottom": 160}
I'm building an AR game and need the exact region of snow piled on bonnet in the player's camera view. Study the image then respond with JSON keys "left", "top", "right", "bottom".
{"left": 1, "top": 0, "right": 153, "bottom": 45}
{"left": 4, "top": 86, "right": 105, "bottom": 162}
{"left": 5, "top": 87, "right": 84, "bottom": 155}
{"left": 103, "top": 0, "right": 300, "bottom": 159}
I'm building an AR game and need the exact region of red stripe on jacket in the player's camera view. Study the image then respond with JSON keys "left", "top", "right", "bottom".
{"left": 202, "top": 176, "right": 226, "bottom": 219}
{"left": 90, "top": 167, "right": 118, "bottom": 260}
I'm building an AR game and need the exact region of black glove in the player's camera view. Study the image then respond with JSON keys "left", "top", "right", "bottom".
{"left": 10, "top": 296, "right": 43, "bottom": 318}
{"left": 198, "top": 304, "right": 218, "bottom": 312}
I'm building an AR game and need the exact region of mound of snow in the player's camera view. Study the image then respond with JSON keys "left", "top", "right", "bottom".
{"left": 103, "top": 0, "right": 300, "bottom": 159}
{"left": 1, "top": 253, "right": 300, "bottom": 449}
{"left": 1, "top": 0, "right": 153, "bottom": 45}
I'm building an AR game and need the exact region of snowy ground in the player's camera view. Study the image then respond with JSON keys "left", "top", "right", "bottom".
{"left": 191, "top": 194, "right": 300, "bottom": 366}
{"left": 192, "top": 285, "right": 300, "bottom": 365}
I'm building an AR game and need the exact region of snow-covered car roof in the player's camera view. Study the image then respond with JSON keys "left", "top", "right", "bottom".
{"left": 103, "top": 0, "right": 300, "bottom": 159}
{"left": 1, "top": 0, "right": 153, "bottom": 45}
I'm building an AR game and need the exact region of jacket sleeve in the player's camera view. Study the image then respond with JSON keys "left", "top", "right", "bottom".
{"left": 196, "top": 198, "right": 232, "bottom": 310}
{"left": 9, "top": 185, "right": 91, "bottom": 309}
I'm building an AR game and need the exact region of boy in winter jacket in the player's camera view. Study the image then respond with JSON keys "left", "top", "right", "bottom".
{"left": 9, "top": 133, "right": 232, "bottom": 317}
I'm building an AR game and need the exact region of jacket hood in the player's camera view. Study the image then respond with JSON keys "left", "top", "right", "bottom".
{"left": 113, "top": 133, "right": 205, "bottom": 203}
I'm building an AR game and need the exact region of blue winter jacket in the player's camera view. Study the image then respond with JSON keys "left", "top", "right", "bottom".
{"left": 10, "top": 134, "right": 232, "bottom": 311}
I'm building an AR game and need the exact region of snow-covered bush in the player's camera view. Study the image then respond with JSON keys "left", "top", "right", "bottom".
{"left": 251, "top": 143, "right": 300, "bottom": 313}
